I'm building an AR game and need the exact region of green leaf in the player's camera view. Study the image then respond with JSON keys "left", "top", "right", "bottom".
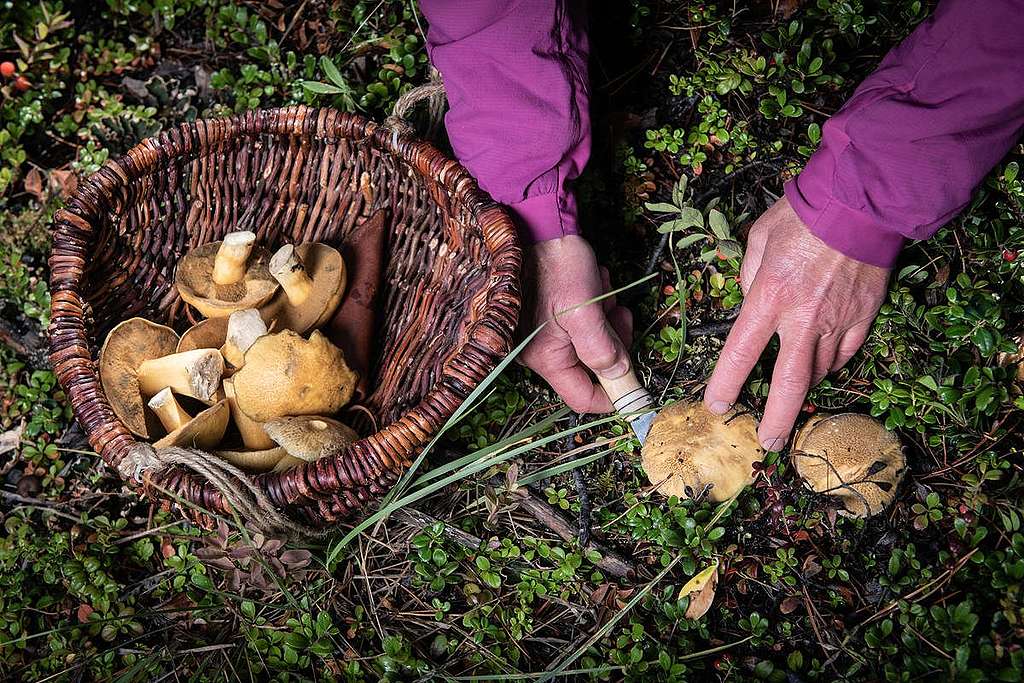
{"left": 300, "top": 80, "right": 347, "bottom": 95}
{"left": 672, "top": 176, "right": 688, "bottom": 205}
{"left": 320, "top": 55, "right": 347, "bottom": 89}
{"left": 675, "top": 233, "right": 707, "bottom": 249}
{"left": 645, "top": 202, "right": 679, "bottom": 214}
{"left": 708, "top": 209, "right": 730, "bottom": 240}
{"left": 717, "top": 239, "right": 743, "bottom": 260}
{"left": 678, "top": 207, "right": 704, "bottom": 229}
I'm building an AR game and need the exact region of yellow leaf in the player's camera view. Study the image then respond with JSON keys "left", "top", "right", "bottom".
{"left": 679, "top": 560, "right": 719, "bottom": 620}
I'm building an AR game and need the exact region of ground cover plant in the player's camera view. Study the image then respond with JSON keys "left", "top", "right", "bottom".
{"left": 0, "top": 0, "right": 1022, "bottom": 680}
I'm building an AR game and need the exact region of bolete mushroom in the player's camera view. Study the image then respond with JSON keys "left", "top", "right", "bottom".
{"left": 136, "top": 348, "right": 225, "bottom": 403}
{"left": 220, "top": 308, "right": 268, "bottom": 368}
{"left": 231, "top": 330, "right": 357, "bottom": 422}
{"left": 262, "top": 243, "right": 347, "bottom": 334}
{"left": 263, "top": 415, "right": 358, "bottom": 462}
{"left": 153, "top": 399, "right": 230, "bottom": 450}
{"left": 99, "top": 318, "right": 180, "bottom": 438}
{"left": 640, "top": 401, "right": 763, "bottom": 502}
{"left": 272, "top": 454, "right": 308, "bottom": 473}
{"left": 147, "top": 388, "right": 192, "bottom": 433}
{"left": 791, "top": 413, "right": 905, "bottom": 518}
{"left": 175, "top": 231, "right": 279, "bottom": 318}
{"left": 214, "top": 446, "right": 287, "bottom": 472}
{"left": 222, "top": 377, "right": 274, "bottom": 451}
{"left": 177, "top": 317, "right": 229, "bottom": 354}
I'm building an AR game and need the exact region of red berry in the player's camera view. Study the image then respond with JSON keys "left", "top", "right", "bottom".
{"left": 13, "top": 76, "right": 30, "bottom": 92}
{"left": 802, "top": 402, "right": 816, "bottom": 414}
{"left": 1003, "top": 249, "right": 1018, "bottom": 262}
{"left": 0, "top": 62, "right": 15, "bottom": 78}
{"left": 662, "top": 285, "right": 676, "bottom": 296}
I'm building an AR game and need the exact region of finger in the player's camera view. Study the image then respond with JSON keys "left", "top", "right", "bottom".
{"left": 607, "top": 305, "right": 634, "bottom": 348}
{"left": 758, "top": 329, "right": 816, "bottom": 451}
{"left": 704, "top": 290, "right": 778, "bottom": 414}
{"left": 739, "top": 230, "right": 767, "bottom": 296}
{"left": 565, "top": 305, "right": 631, "bottom": 380}
{"left": 833, "top": 320, "right": 873, "bottom": 370}
{"left": 540, "top": 364, "right": 614, "bottom": 413}
{"left": 813, "top": 335, "right": 838, "bottom": 386}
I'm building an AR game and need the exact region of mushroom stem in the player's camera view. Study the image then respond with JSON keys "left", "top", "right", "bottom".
{"left": 223, "top": 378, "right": 274, "bottom": 450}
{"left": 269, "top": 244, "right": 314, "bottom": 307}
{"left": 137, "top": 349, "right": 225, "bottom": 402}
{"left": 221, "top": 309, "right": 268, "bottom": 368}
{"left": 147, "top": 388, "right": 193, "bottom": 433}
{"left": 212, "top": 231, "right": 257, "bottom": 285}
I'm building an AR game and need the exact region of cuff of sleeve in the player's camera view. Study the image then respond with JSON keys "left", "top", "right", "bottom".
{"left": 784, "top": 172, "right": 905, "bottom": 269}
{"left": 506, "top": 191, "right": 580, "bottom": 244}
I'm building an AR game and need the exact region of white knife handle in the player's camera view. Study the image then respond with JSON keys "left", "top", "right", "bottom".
{"left": 598, "top": 367, "right": 655, "bottom": 420}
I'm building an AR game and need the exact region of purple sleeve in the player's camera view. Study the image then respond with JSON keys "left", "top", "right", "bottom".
{"left": 785, "top": 0, "right": 1024, "bottom": 268}
{"left": 420, "top": 0, "right": 590, "bottom": 243}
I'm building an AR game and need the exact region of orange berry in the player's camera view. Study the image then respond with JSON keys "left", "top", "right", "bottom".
{"left": 13, "top": 76, "right": 30, "bottom": 92}
{"left": 0, "top": 62, "right": 15, "bottom": 78}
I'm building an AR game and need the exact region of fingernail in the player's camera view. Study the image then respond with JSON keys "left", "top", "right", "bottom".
{"left": 761, "top": 436, "right": 786, "bottom": 452}
{"left": 708, "top": 400, "right": 731, "bottom": 415}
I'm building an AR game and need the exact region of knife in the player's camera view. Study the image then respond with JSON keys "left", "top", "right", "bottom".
{"left": 598, "top": 367, "right": 657, "bottom": 444}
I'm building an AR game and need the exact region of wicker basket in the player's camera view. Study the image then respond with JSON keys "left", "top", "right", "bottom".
{"left": 48, "top": 105, "right": 522, "bottom": 529}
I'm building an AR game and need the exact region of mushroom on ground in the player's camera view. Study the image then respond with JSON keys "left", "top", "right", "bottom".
{"left": 147, "top": 388, "right": 192, "bottom": 433}
{"left": 262, "top": 243, "right": 347, "bottom": 334}
{"left": 177, "top": 317, "right": 229, "bottom": 354}
{"left": 641, "top": 401, "right": 763, "bottom": 502}
{"left": 214, "top": 446, "right": 287, "bottom": 472}
{"left": 231, "top": 330, "right": 358, "bottom": 422}
{"left": 153, "top": 399, "right": 230, "bottom": 450}
{"left": 175, "top": 231, "right": 279, "bottom": 318}
{"left": 263, "top": 415, "right": 358, "bottom": 462}
{"left": 222, "top": 377, "right": 274, "bottom": 451}
{"left": 99, "top": 318, "right": 180, "bottom": 438}
{"left": 136, "top": 348, "right": 224, "bottom": 403}
{"left": 220, "top": 308, "right": 268, "bottom": 369}
{"left": 791, "top": 413, "right": 905, "bottom": 518}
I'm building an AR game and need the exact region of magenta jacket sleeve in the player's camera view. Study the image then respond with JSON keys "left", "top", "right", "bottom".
{"left": 785, "top": 0, "right": 1024, "bottom": 268}
{"left": 420, "top": 0, "right": 590, "bottom": 243}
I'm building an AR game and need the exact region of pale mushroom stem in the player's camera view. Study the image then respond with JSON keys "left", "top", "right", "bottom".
{"left": 223, "top": 378, "right": 275, "bottom": 450}
{"left": 212, "top": 231, "right": 257, "bottom": 285}
{"left": 137, "top": 349, "right": 225, "bottom": 402}
{"left": 221, "top": 309, "right": 268, "bottom": 368}
{"left": 269, "top": 244, "right": 314, "bottom": 307}
{"left": 147, "top": 388, "right": 193, "bottom": 433}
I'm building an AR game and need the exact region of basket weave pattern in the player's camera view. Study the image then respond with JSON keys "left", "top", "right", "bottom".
{"left": 48, "top": 106, "right": 521, "bottom": 527}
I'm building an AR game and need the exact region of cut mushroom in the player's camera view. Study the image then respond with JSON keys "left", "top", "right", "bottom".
{"left": 223, "top": 377, "right": 274, "bottom": 451}
{"left": 641, "top": 401, "right": 763, "bottom": 502}
{"left": 220, "top": 308, "right": 268, "bottom": 368}
{"left": 214, "top": 446, "right": 287, "bottom": 472}
{"left": 263, "top": 415, "right": 359, "bottom": 462}
{"left": 231, "top": 330, "right": 357, "bottom": 422}
{"left": 175, "top": 232, "right": 279, "bottom": 318}
{"left": 262, "top": 243, "right": 347, "bottom": 334}
{"left": 791, "top": 413, "right": 905, "bottom": 518}
{"left": 177, "top": 317, "right": 229, "bottom": 354}
{"left": 99, "top": 318, "right": 180, "bottom": 438}
{"left": 212, "top": 231, "right": 257, "bottom": 285}
{"left": 147, "top": 388, "right": 192, "bottom": 433}
{"left": 154, "top": 399, "right": 230, "bottom": 450}
{"left": 136, "top": 349, "right": 224, "bottom": 403}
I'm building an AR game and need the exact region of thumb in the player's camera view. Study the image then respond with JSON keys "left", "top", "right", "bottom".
{"left": 565, "top": 305, "right": 631, "bottom": 380}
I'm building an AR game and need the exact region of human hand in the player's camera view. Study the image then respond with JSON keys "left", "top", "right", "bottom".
{"left": 703, "top": 196, "right": 890, "bottom": 451}
{"left": 520, "top": 235, "right": 634, "bottom": 413}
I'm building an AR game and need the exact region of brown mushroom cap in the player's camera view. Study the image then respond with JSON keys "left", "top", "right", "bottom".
{"left": 99, "top": 318, "right": 180, "bottom": 438}
{"left": 272, "top": 454, "right": 308, "bottom": 473}
{"left": 231, "top": 330, "right": 358, "bottom": 422}
{"left": 175, "top": 238, "right": 278, "bottom": 318}
{"left": 641, "top": 401, "right": 763, "bottom": 502}
{"left": 214, "top": 446, "right": 287, "bottom": 472}
{"left": 791, "top": 413, "right": 905, "bottom": 518}
{"left": 177, "top": 317, "right": 230, "bottom": 353}
{"left": 262, "top": 243, "right": 347, "bottom": 334}
{"left": 154, "top": 399, "right": 230, "bottom": 450}
{"left": 263, "top": 415, "right": 358, "bottom": 462}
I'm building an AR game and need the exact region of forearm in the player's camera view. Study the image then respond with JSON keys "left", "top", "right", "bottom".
{"left": 785, "top": 0, "right": 1024, "bottom": 268}
{"left": 420, "top": 0, "right": 590, "bottom": 242}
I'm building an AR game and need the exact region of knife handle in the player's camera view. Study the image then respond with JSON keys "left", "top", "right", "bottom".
{"left": 598, "top": 367, "right": 655, "bottom": 421}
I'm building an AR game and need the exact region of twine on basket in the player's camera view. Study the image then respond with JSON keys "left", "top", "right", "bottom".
{"left": 383, "top": 66, "right": 446, "bottom": 143}
{"left": 120, "top": 443, "right": 325, "bottom": 538}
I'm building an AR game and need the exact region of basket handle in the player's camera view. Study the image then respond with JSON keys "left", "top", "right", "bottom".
{"left": 383, "top": 66, "right": 447, "bottom": 141}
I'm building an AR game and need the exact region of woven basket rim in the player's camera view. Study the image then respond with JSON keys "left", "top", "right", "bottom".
{"left": 48, "top": 104, "right": 522, "bottom": 527}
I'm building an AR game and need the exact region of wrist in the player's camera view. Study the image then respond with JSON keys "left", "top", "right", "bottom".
{"left": 507, "top": 192, "right": 580, "bottom": 244}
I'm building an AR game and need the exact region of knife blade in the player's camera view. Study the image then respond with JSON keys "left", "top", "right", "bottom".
{"left": 598, "top": 367, "right": 657, "bottom": 444}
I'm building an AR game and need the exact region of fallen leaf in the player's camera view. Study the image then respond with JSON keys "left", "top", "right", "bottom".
{"left": 680, "top": 560, "right": 719, "bottom": 620}
{"left": 0, "top": 422, "right": 24, "bottom": 455}
{"left": 23, "top": 167, "right": 44, "bottom": 201}
{"left": 779, "top": 595, "right": 802, "bottom": 614}
{"left": 776, "top": 0, "right": 802, "bottom": 18}
{"left": 77, "top": 604, "right": 94, "bottom": 623}
{"left": 49, "top": 169, "right": 78, "bottom": 199}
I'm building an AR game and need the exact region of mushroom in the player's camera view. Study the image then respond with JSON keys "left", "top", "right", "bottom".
{"left": 791, "top": 413, "right": 905, "bottom": 518}
{"left": 222, "top": 377, "right": 274, "bottom": 450}
{"left": 177, "top": 317, "right": 229, "bottom": 354}
{"left": 220, "top": 308, "right": 268, "bottom": 369}
{"left": 175, "top": 231, "right": 279, "bottom": 318}
{"left": 147, "top": 388, "right": 192, "bottom": 433}
{"left": 231, "top": 330, "right": 358, "bottom": 422}
{"left": 263, "top": 415, "right": 359, "bottom": 462}
{"left": 214, "top": 446, "right": 287, "bottom": 472}
{"left": 136, "top": 348, "right": 225, "bottom": 403}
{"left": 153, "top": 399, "right": 230, "bottom": 450}
{"left": 262, "top": 243, "right": 347, "bottom": 334}
{"left": 99, "top": 318, "right": 180, "bottom": 438}
{"left": 640, "top": 401, "right": 763, "bottom": 502}
{"left": 272, "top": 454, "right": 308, "bottom": 473}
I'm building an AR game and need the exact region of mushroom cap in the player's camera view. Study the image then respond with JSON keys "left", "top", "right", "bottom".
{"left": 641, "top": 401, "right": 763, "bottom": 502}
{"left": 154, "top": 399, "right": 230, "bottom": 450}
{"left": 231, "top": 330, "right": 358, "bottom": 422}
{"left": 272, "top": 454, "right": 308, "bottom": 473}
{"left": 177, "top": 317, "right": 229, "bottom": 353}
{"left": 262, "top": 243, "right": 347, "bottom": 334}
{"left": 214, "top": 446, "right": 287, "bottom": 472}
{"left": 263, "top": 415, "right": 358, "bottom": 462}
{"left": 175, "top": 241, "right": 279, "bottom": 318}
{"left": 791, "top": 413, "right": 905, "bottom": 518}
{"left": 99, "top": 318, "right": 180, "bottom": 438}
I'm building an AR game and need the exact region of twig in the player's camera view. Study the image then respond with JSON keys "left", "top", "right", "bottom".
{"left": 392, "top": 507, "right": 496, "bottom": 551}
{"left": 562, "top": 414, "right": 592, "bottom": 546}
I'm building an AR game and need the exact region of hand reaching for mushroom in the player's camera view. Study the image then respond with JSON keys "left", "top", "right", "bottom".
{"left": 519, "top": 235, "right": 634, "bottom": 413}
{"left": 703, "top": 196, "right": 891, "bottom": 451}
